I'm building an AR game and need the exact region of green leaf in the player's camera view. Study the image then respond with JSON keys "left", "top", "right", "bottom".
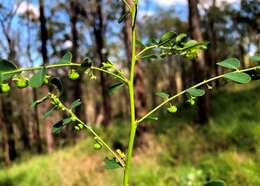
{"left": 217, "top": 58, "right": 240, "bottom": 69}
{"left": 0, "top": 59, "right": 17, "bottom": 73}
{"left": 0, "top": 59, "right": 17, "bottom": 82}
{"left": 62, "top": 118, "right": 72, "bottom": 125}
{"left": 155, "top": 91, "right": 169, "bottom": 99}
{"left": 224, "top": 72, "right": 251, "bottom": 84}
{"left": 58, "top": 52, "right": 72, "bottom": 64}
{"left": 159, "top": 31, "right": 177, "bottom": 46}
{"left": 176, "top": 33, "right": 187, "bottom": 43}
{"left": 104, "top": 158, "right": 121, "bottom": 169}
{"left": 118, "top": 11, "right": 129, "bottom": 23}
{"left": 52, "top": 121, "right": 63, "bottom": 135}
{"left": 187, "top": 88, "right": 205, "bottom": 97}
{"left": 256, "top": 65, "right": 260, "bottom": 69}
{"left": 70, "top": 99, "right": 81, "bottom": 110}
{"left": 29, "top": 68, "right": 47, "bottom": 88}
{"left": 250, "top": 54, "right": 260, "bottom": 62}
{"left": 183, "top": 40, "right": 198, "bottom": 48}
{"left": 147, "top": 38, "right": 158, "bottom": 45}
{"left": 167, "top": 105, "right": 177, "bottom": 113}
{"left": 141, "top": 54, "right": 158, "bottom": 61}
{"left": 204, "top": 180, "right": 227, "bottom": 186}
{"left": 145, "top": 115, "right": 159, "bottom": 121}
{"left": 44, "top": 107, "right": 56, "bottom": 119}
{"left": 107, "top": 82, "right": 124, "bottom": 96}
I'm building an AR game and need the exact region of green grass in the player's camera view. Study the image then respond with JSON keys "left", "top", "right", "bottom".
{"left": 0, "top": 83, "right": 260, "bottom": 186}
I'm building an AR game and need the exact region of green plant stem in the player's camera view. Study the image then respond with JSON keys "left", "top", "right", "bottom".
{"left": 123, "top": 4, "right": 138, "bottom": 186}
{"left": 1, "top": 63, "right": 128, "bottom": 84}
{"left": 49, "top": 93, "right": 125, "bottom": 167}
{"left": 137, "top": 66, "right": 258, "bottom": 124}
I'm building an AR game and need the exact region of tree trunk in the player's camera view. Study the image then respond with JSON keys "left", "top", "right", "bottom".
{"left": 1, "top": 96, "right": 17, "bottom": 162}
{"left": 39, "top": 0, "right": 54, "bottom": 152}
{"left": 91, "top": 1, "right": 111, "bottom": 126}
{"left": 188, "top": 0, "right": 211, "bottom": 124}
{"left": 0, "top": 98, "right": 11, "bottom": 166}
{"left": 69, "top": 0, "right": 87, "bottom": 123}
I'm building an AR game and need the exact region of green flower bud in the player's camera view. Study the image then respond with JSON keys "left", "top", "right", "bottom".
{"left": 44, "top": 75, "right": 49, "bottom": 84}
{"left": 71, "top": 116, "right": 77, "bottom": 122}
{"left": 167, "top": 105, "right": 177, "bottom": 113}
{"left": 15, "top": 78, "right": 29, "bottom": 88}
{"left": 1, "top": 83, "right": 10, "bottom": 93}
{"left": 68, "top": 69, "right": 80, "bottom": 80}
{"left": 94, "top": 143, "right": 102, "bottom": 150}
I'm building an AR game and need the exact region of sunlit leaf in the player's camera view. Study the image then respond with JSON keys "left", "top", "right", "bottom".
{"left": 217, "top": 58, "right": 240, "bottom": 69}
{"left": 187, "top": 88, "right": 205, "bottom": 97}
{"left": 224, "top": 72, "right": 251, "bottom": 84}
{"left": 29, "top": 68, "right": 47, "bottom": 88}
{"left": 58, "top": 52, "right": 72, "bottom": 64}
{"left": 176, "top": 33, "right": 187, "bottom": 43}
{"left": 158, "top": 31, "right": 177, "bottom": 46}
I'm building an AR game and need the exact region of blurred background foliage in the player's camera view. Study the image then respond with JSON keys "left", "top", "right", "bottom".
{"left": 0, "top": 0, "right": 259, "bottom": 185}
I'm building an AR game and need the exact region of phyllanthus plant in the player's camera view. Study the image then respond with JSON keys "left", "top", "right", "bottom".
{"left": 0, "top": 1, "right": 260, "bottom": 185}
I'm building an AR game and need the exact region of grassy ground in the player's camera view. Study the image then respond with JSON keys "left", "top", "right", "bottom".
{"left": 0, "top": 82, "right": 260, "bottom": 186}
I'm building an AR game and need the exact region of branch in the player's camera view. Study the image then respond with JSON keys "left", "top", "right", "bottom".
{"left": 48, "top": 94, "right": 125, "bottom": 167}
{"left": 137, "top": 66, "right": 259, "bottom": 124}
{"left": 135, "top": 42, "right": 209, "bottom": 59}
{"left": 1, "top": 63, "right": 128, "bottom": 84}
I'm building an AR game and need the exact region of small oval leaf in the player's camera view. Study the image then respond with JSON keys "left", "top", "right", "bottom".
{"left": 159, "top": 31, "right": 177, "bottom": 46}
{"left": 217, "top": 58, "right": 240, "bottom": 69}
{"left": 29, "top": 68, "right": 47, "bottom": 88}
{"left": 187, "top": 88, "right": 205, "bottom": 97}
{"left": 52, "top": 121, "right": 63, "bottom": 135}
{"left": 104, "top": 158, "right": 121, "bottom": 169}
{"left": 58, "top": 52, "right": 72, "bottom": 64}
{"left": 224, "top": 72, "right": 251, "bottom": 84}
{"left": 156, "top": 91, "right": 169, "bottom": 99}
